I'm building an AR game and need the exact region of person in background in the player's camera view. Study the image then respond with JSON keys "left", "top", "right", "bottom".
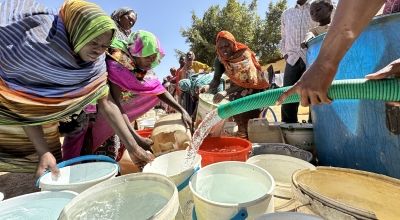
{"left": 62, "top": 31, "right": 191, "bottom": 169}
{"left": 162, "top": 68, "right": 178, "bottom": 113}
{"left": 111, "top": 7, "right": 137, "bottom": 41}
{"left": 0, "top": 0, "right": 155, "bottom": 178}
{"left": 200, "top": 31, "right": 269, "bottom": 138}
{"left": 302, "top": 0, "right": 335, "bottom": 48}
{"left": 175, "top": 55, "right": 186, "bottom": 105}
{"left": 276, "top": 0, "right": 396, "bottom": 107}
{"left": 280, "top": 0, "right": 318, "bottom": 123}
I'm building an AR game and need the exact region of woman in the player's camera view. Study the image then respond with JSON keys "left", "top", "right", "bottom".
{"left": 0, "top": 0, "right": 152, "bottom": 177}
{"left": 111, "top": 7, "right": 137, "bottom": 41}
{"left": 62, "top": 30, "right": 191, "bottom": 168}
{"left": 200, "top": 31, "right": 269, "bottom": 138}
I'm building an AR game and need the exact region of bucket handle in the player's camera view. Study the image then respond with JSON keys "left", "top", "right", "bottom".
{"left": 192, "top": 207, "right": 248, "bottom": 220}
{"left": 260, "top": 107, "right": 278, "bottom": 123}
{"left": 177, "top": 166, "right": 200, "bottom": 191}
{"left": 35, "top": 155, "right": 118, "bottom": 187}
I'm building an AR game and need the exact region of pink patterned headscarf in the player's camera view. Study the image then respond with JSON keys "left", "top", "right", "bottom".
{"left": 127, "top": 30, "right": 165, "bottom": 69}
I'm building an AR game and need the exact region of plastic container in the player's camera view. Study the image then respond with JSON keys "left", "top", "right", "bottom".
{"left": 292, "top": 167, "right": 400, "bottom": 220}
{"left": 247, "top": 154, "right": 315, "bottom": 199}
{"left": 38, "top": 155, "right": 119, "bottom": 193}
{"left": 251, "top": 143, "right": 313, "bottom": 162}
{"left": 256, "top": 212, "right": 323, "bottom": 220}
{"left": 189, "top": 161, "right": 275, "bottom": 220}
{"left": 248, "top": 107, "right": 284, "bottom": 143}
{"left": 143, "top": 150, "right": 202, "bottom": 220}
{"left": 59, "top": 173, "right": 179, "bottom": 220}
{"left": 136, "top": 128, "right": 153, "bottom": 138}
{"left": 196, "top": 93, "right": 229, "bottom": 127}
{"left": 280, "top": 123, "right": 314, "bottom": 151}
{"left": 0, "top": 191, "right": 77, "bottom": 220}
{"left": 198, "top": 137, "right": 252, "bottom": 167}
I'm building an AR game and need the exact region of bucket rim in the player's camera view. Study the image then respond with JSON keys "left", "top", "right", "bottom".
{"left": 59, "top": 173, "right": 178, "bottom": 218}
{"left": 189, "top": 161, "right": 275, "bottom": 208}
{"left": 198, "top": 137, "right": 252, "bottom": 156}
{"left": 0, "top": 190, "right": 77, "bottom": 208}
{"left": 39, "top": 162, "right": 119, "bottom": 187}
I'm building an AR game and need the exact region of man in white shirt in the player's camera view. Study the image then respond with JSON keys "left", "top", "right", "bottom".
{"left": 280, "top": 0, "right": 317, "bottom": 123}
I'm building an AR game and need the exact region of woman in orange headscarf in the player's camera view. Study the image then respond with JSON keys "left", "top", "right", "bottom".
{"left": 200, "top": 30, "right": 269, "bottom": 138}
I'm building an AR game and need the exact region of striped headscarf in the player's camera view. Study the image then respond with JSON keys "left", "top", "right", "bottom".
{"left": 60, "top": 0, "right": 117, "bottom": 53}
{"left": 0, "top": 0, "right": 116, "bottom": 125}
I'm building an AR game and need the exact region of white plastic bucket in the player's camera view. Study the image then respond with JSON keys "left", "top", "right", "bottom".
{"left": 0, "top": 192, "right": 3, "bottom": 201}
{"left": 280, "top": 123, "right": 314, "bottom": 151}
{"left": 0, "top": 191, "right": 77, "bottom": 220}
{"left": 189, "top": 161, "right": 275, "bottom": 220}
{"left": 143, "top": 150, "right": 202, "bottom": 220}
{"left": 59, "top": 173, "right": 179, "bottom": 220}
{"left": 255, "top": 212, "right": 323, "bottom": 220}
{"left": 39, "top": 155, "right": 119, "bottom": 193}
{"left": 247, "top": 154, "right": 315, "bottom": 200}
{"left": 196, "top": 93, "right": 229, "bottom": 126}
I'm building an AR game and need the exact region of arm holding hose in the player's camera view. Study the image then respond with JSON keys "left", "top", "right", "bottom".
{"left": 277, "top": 0, "right": 385, "bottom": 106}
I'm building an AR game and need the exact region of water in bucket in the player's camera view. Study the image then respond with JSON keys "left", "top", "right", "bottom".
{"left": 0, "top": 191, "right": 77, "bottom": 220}
{"left": 59, "top": 173, "right": 179, "bottom": 220}
{"left": 196, "top": 173, "right": 269, "bottom": 203}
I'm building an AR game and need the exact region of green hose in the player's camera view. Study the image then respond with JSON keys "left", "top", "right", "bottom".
{"left": 217, "top": 78, "right": 400, "bottom": 119}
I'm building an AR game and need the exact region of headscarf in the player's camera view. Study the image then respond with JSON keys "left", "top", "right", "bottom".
{"left": 215, "top": 31, "right": 268, "bottom": 89}
{"left": 109, "top": 30, "right": 165, "bottom": 70}
{"left": 60, "top": 0, "right": 117, "bottom": 53}
{"left": 111, "top": 7, "right": 136, "bottom": 40}
{"left": 0, "top": 0, "right": 116, "bottom": 125}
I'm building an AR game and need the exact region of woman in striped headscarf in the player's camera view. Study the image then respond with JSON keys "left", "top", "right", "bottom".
{"left": 62, "top": 30, "right": 191, "bottom": 170}
{"left": 0, "top": 0, "right": 153, "bottom": 177}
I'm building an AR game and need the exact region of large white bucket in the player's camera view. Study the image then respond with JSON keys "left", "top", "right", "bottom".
{"left": 255, "top": 212, "right": 323, "bottom": 220}
{"left": 143, "top": 150, "right": 202, "bottom": 220}
{"left": 0, "top": 191, "right": 77, "bottom": 220}
{"left": 59, "top": 173, "right": 179, "bottom": 220}
{"left": 247, "top": 154, "right": 315, "bottom": 200}
{"left": 189, "top": 161, "right": 275, "bottom": 220}
{"left": 38, "top": 155, "right": 119, "bottom": 193}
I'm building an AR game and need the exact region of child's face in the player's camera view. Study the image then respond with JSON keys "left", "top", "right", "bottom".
{"left": 310, "top": 2, "right": 333, "bottom": 23}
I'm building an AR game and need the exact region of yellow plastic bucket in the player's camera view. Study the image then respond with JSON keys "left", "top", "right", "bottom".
{"left": 143, "top": 150, "right": 201, "bottom": 220}
{"left": 59, "top": 173, "right": 179, "bottom": 220}
{"left": 189, "top": 161, "right": 275, "bottom": 220}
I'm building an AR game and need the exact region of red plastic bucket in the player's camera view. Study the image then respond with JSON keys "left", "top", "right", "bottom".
{"left": 198, "top": 137, "right": 252, "bottom": 167}
{"left": 137, "top": 129, "right": 153, "bottom": 138}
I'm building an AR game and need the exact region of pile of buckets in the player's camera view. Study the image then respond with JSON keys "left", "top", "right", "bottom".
{"left": 2, "top": 135, "right": 399, "bottom": 219}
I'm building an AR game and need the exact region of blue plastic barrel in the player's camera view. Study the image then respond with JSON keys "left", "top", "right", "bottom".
{"left": 306, "top": 13, "right": 400, "bottom": 178}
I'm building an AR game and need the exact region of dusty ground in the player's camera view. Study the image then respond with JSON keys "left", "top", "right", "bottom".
{"left": 0, "top": 172, "right": 39, "bottom": 200}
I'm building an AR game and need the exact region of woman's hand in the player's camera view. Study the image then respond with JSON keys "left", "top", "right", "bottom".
{"left": 181, "top": 110, "right": 192, "bottom": 129}
{"left": 198, "top": 85, "right": 210, "bottom": 94}
{"left": 276, "top": 60, "right": 336, "bottom": 106}
{"left": 36, "top": 152, "right": 59, "bottom": 179}
{"left": 129, "top": 147, "right": 155, "bottom": 169}
{"left": 135, "top": 136, "right": 154, "bottom": 152}
{"left": 213, "top": 91, "right": 227, "bottom": 104}
{"left": 366, "top": 58, "right": 400, "bottom": 80}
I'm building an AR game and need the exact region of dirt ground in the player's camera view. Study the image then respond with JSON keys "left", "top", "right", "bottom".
{"left": 0, "top": 172, "right": 39, "bottom": 200}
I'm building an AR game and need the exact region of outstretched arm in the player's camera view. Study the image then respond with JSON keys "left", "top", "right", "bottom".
{"left": 277, "top": 0, "right": 385, "bottom": 106}
{"left": 23, "top": 125, "right": 59, "bottom": 178}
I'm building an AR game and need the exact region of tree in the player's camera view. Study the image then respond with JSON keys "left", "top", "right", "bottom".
{"left": 259, "top": 0, "right": 287, "bottom": 63}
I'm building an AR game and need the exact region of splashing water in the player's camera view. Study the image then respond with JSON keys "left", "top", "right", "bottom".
{"left": 184, "top": 109, "right": 222, "bottom": 168}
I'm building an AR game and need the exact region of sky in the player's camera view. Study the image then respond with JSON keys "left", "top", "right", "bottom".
{"left": 39, "top": 0, "right": 296, "bottom": 79}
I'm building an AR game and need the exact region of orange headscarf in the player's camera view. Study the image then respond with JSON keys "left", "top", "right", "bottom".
{"left": 215, "top": 31, "right": 268, "bottom": 89}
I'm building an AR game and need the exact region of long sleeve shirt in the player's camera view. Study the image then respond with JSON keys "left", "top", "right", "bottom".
{"left": 279, "top": 3, "right": 318, "bottom": 66}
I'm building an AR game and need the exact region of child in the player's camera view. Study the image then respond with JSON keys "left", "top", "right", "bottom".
{"left": 302, "top": 0, "right": 335, "bottom": 48}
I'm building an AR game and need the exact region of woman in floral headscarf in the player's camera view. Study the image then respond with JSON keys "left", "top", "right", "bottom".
{"left": 62, "top": 30, "right": 191, "bottom": 169}
{"left": 200, "top": 30, "right": 269, "bottom": 138}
